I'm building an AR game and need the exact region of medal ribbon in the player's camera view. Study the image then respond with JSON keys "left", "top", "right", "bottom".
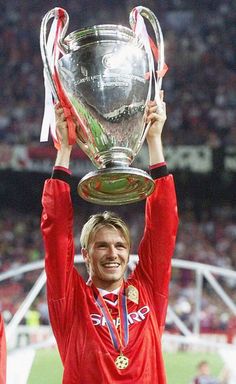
{"left": 92, "top": 283, "right": 129, "bottom": 353}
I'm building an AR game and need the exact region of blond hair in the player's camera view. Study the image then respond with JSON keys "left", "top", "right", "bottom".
{"left": 80, "top": 211, "right": 131, "bottom": 250}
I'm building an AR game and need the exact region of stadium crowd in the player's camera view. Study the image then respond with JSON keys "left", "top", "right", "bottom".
{"left": 1, "top": 203, "right": 236, "bottom": 275}
{"left": 0, "top": 0, "right": 236, "bottom": 146}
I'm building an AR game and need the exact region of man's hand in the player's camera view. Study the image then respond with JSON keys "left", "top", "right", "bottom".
{"left": 55, "top": 104, "right": 72, "bottom": 149}
{"left": 54, "top": 104, "right": 73, "bottom": 168}
{"left": 145, "top": 90, "right": 166, "bottom": 166}
{"left": 145, "top": 90, "right": 166, "bottom": 142}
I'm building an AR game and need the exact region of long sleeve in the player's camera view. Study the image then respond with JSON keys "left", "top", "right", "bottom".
{"left": 133, "top": 174, "right": 179, "bottom": 330}
{"left": 41, "top": 178, "right": 85, "bottom": 362}
{"left": 41, "top": 178, "right": 75, "bottom": 300}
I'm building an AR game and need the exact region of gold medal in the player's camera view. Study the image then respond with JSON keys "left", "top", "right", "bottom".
{"left": 115, "top": 353, "right": 129, "bottom": 369}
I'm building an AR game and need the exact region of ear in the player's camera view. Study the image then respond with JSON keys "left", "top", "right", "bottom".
{"left": 81, "top": 247, "right": 89, "bottom": 262}
{"left": 82, "top": 248, "right": 91, "bottom": 275}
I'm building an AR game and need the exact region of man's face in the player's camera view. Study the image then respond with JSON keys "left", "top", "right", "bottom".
{"left": 82, "top": 226, "right": 130, "bottom": 290}
{"left": 199, "top": 363, "right": 210, "bottom": 376}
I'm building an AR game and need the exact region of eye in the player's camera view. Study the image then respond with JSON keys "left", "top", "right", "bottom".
{"left": 97, "top": 242, "right": 107, "bottom": 248}
{"left": 116, "top": 243, "right": 127, "bottom": 249}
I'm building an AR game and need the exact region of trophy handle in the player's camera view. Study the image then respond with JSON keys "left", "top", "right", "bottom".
{"left": 129, "top": 7, "right": 165, "bottom": 157}
{"left": 129, "top": 6, "right": 165, "bottom": 94}
{"left": 40, "top": 8, "right": 70, "bottom": 101}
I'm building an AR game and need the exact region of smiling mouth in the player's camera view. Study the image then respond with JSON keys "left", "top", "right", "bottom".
{"left": 102, "top": 263, "right": 120, "bottom": 269}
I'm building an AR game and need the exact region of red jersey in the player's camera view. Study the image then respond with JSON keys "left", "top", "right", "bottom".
{"left": 41, "top": 174, "right": 178, "bottom": 383}
{"left": 0, "top": 314, "right": 6, "bottom": 384}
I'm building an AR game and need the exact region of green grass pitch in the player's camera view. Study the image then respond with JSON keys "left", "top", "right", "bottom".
{"left": 27, "top": 348, "right": 224, "bottom": 383}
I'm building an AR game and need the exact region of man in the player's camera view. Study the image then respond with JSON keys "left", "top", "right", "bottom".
{"left": 0, "top": 313, "right": 6, "bottom": 384}
{"left": 41, "top": 92, "right": 178, "bottom": 383}
{"left": 191, "top": 361, "right": 220, "bottom": 384}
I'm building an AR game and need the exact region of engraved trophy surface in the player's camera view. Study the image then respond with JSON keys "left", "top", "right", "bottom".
{"left": 40, "top": 7, "right": 165, "bottom": 205}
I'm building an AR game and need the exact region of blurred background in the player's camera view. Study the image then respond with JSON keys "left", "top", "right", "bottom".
{"left": 0, "top": 1, "right": 236, "bottom": 383}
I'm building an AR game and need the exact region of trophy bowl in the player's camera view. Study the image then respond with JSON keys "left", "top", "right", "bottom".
{"left": 40, "top": 8, "right": 165, "bottom": 205}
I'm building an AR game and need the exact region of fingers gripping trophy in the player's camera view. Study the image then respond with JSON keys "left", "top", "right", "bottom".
{"left": 40, "top": 6, "right": 167, "bottom": 205}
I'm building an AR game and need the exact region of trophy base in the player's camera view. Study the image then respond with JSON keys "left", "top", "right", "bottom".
{"left": 77, "top": 167, "right": 155, "bottom": 205}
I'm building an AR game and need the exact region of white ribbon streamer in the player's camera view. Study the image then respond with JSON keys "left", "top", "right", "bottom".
{"left": 40, "top": 16, "right": 59, "bottom": 143}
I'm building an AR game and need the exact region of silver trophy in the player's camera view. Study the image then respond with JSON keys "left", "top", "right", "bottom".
{"left": 40, "top": 6, "right": 165, "bottom": 205}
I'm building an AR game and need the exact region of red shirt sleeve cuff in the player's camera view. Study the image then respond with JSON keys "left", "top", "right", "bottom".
{"left": 149, "top": 161, "right": 166, "bottom": 170}
{"left": 53, "top": 166, "right": 72, "bottom": 175}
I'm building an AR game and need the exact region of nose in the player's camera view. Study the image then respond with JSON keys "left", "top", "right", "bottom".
{"left": 108, "top": 245, "right": 118, "bottom": 258}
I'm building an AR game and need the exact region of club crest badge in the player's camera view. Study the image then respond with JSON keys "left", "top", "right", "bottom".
{"left": 126, "top": 285, "right": 139, "bottom": 304}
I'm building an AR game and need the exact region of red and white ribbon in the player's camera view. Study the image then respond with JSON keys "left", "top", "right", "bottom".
{"left": 40, "top": 13, "right": 58, "bottom": 144}
{"left": 40, "top": 8, "right": 77, "bottom": 149}
{"left": 131, "top": 9, "right": 168, "bottom": 103}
